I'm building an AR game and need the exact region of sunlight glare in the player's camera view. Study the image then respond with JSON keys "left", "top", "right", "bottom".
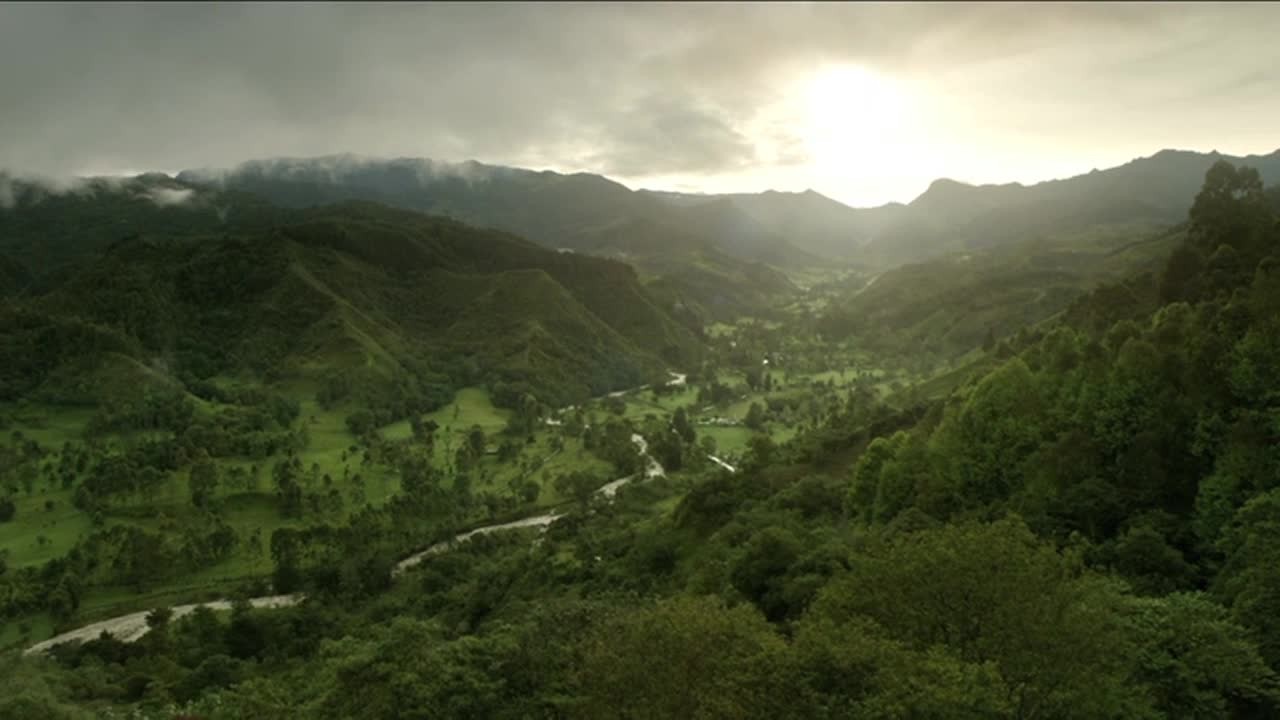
{"left": 802, "top": 64, "right": 917, "bottom": 173}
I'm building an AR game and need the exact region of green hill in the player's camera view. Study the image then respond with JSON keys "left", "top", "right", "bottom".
{"left": 819, "top": 222, "right": 1184, "bottom": 361}
{"left": 641, "top": 247, "right": 799, "bottom": 325}
{"left": 0, "top": 200, "right": 704, "bottom": 411}
{"left": 562, "top": 215, "right": 799, "bottom": 322}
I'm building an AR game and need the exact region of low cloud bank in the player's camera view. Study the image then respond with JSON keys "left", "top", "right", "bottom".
{"left": 0, "top": 170, "right": 201, "bottom": 209}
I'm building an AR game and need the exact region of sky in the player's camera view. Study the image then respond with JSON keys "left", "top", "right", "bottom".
{"left": 1, "top": 2, "right": 1278, "bottom": 208}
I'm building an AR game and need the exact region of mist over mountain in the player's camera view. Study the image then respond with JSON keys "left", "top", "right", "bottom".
{"left": 172, "top": 147, "right": 1280, "bottom": 270}
{"left": 0, "top": 172, "right": 288, "bottom": 279}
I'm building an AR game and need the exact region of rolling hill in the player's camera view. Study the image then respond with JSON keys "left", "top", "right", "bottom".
{"left": 0, "top": 199, "right": 705, "bottom": 411}
{"left": 818, "top": 221, "right": 1185, "bottom": 360}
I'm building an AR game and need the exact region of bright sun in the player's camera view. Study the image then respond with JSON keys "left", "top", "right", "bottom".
{"left": 802, "top": 64, "right": 915, "bottom": 172}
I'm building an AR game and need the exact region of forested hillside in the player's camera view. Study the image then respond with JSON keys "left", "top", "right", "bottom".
{"left": 0, "top": 190, "right": 707, "bottom": 678}
{"left": 0, "top": 252, "right": 28, "bottom": 297}
{"left": 1, "top": 201, "right": 701, "bottom": 410}
{"left": 5, "top": 157, "right": 1279, "bottom": 719}
{"left": 0, "top": 174, "right": 287, "bottom": 282}
{"left": 819, "top": 221, "right": 1182, "bottom": 362}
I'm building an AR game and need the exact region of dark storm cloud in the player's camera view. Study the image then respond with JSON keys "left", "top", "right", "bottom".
{"left": 0, "top": 2, "right": 1277, "bottom": 200}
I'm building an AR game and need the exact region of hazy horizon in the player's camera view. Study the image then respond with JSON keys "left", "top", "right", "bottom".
{"left": 9, "top": 143, "right": 1279, "bottom": 212}
{"left": 3, "top": 2, "right": 1279, "bottom": 206}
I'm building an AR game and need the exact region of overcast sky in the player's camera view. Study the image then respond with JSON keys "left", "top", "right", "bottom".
{"left": 1, "top": 2, "right": 1277, "bottom": 207}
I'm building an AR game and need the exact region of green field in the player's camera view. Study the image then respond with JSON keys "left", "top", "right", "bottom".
{"left": 5, "top": 360, "right": 803, "bottom": 654}
{"left": 376, "top": 386, "right": 612, "bottom": 505}
{"left": 698, "top": 426, "right": 754, "bottom": 457}
{"left": 0, "top": 396, "right": 395, "bottom": 570}
{"left": 0, "top": 611, "right": 54, "bottom": 650}
{"left": 611, "top": 387, "right": 700, "bottom": 422}
{"left": 379, "top": 387, "right": 512, "bottom": 442}
{"left": 0, "top": 487, "right": 90, "bottom": 569}
{"left": 0, "top": 384, "right": 620, "bottom": 646}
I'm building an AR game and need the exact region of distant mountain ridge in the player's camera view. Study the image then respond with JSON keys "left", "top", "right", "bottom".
{"left": 7, "top": 146, "right": 1275, "bottom": 277}
{"left": 177, "top": 147, "right": 1280, "bottom": 267}
{"left": 177, "top": 155, "right": 823, "bottom": 268}
{"left": 643, "top": 148, "right": 1280, "bottom": 265}
{"left": 862, "top": 148, "right": 1280, "bottom": 265}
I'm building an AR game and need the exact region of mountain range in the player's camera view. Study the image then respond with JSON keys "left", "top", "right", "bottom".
{"left": 176, "top": 147, "right": 1280, "bottom": 267}
{"left": 3, "top": 145, "right": 1278, "bottom": 409}
{"left": 5, "top": 148, "right": 1275, "bottom": 286}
